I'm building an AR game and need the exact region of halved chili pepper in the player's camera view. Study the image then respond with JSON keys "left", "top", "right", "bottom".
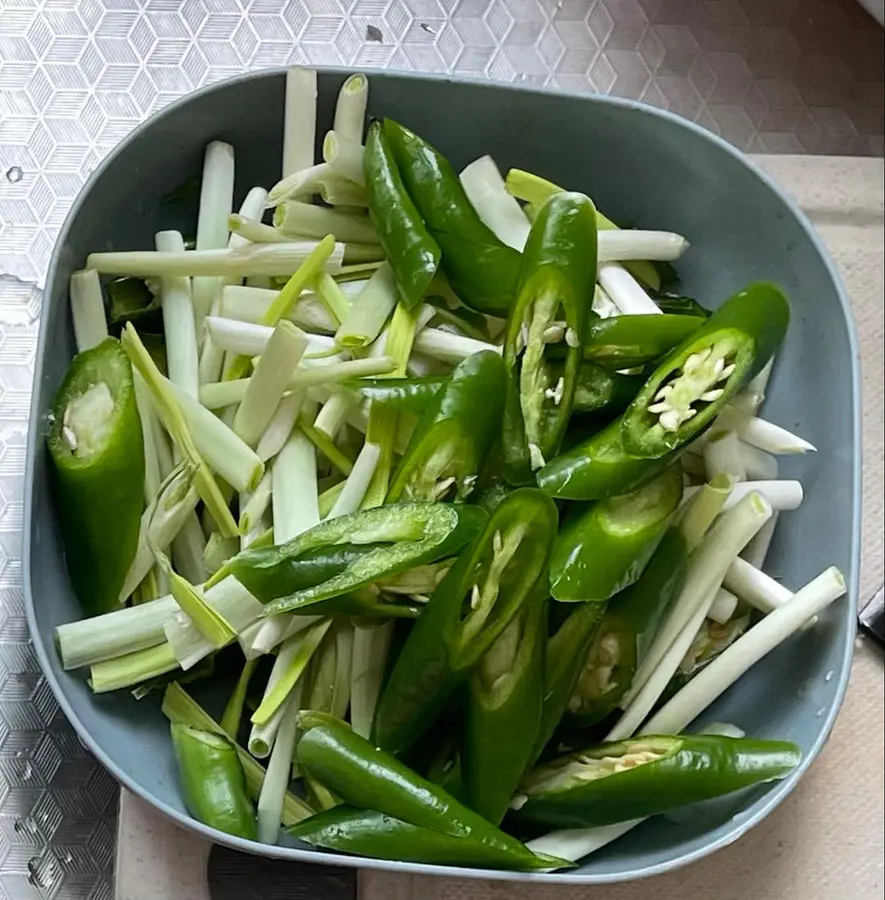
{"left": 584, "top": 314, "right": 703, "bottom": 371}
{"left": 387, "top": 350, "right": 506, "bottom": 503}
{"left": 513, "top": 733, "right": 800, "bottom": 829}
{"left": 296, "top": 711, "right": 567, "bottom": 870}
{"left": 47, "top": 337, "right": 145, "bottom": 616}
{"left": 502, "top": 192, "right": 598, "bottom": 484}
{"left": 345, "top": 375, "right": 448, "bottom": 416}
{"left": 531, "top": 601, "right": 606, "bottom": 765}
{"left": 566, "top": 523, "right": 690, "bottom": 728}
{"left": 382, "top": 119, "right": 521, "bottom": 316}
{"left": 226, "top": 503, "right": 486, "bottom": 614}
{"left": 536, "top": 416, "right": 681, "bottom": 501}
{"left": 549, "top": 463, "right": 683, "bottom": 603}
{"left": 291, "top": 805, "right": 555, "bottom": 869}
{"left": 621, "top": 282, "right": 790, "bottom": 458}
{"left": 364, "top": 120, "right": 440, "bottom": 309}
{"left": 372, "top": 489, "right": 557, "bottom": 753}
{"left": 463, "top": 591, "right": 546, "bottom": 825}
{"left": 170, "top": 723, "right": 257, "bottom": 839}
{"left": 569, "top": 362, "right": 644, "bottom": 417}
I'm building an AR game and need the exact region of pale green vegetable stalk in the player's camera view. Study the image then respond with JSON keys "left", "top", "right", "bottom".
{"left": 274, "top": 201, "right": 379, "bottom": 245}
{"left": 526, "top": 819, "right": 643, "bottom": 864}
{"left": 193, "top": 141, "right": 235, "bottom": 328}
{"left": 598, "top": 262, "right": 661, "bottom": 315}
{"left": 233, "top": 320, "right": 308, "bottom": 448}
{"left": 738, "top": 417, "right": 817, "bottom": 454}
{"left": 327, "top": 441, "right": 380, "bottom": 519}
{"left": 69, "top": 268, "right": 108, "bottom": 352}
{"left": 313, "top": 271, "right": 351, "bottom": 326}
{"left": 202, "top": 532, "right": 238, "bottom": 575}
{"left": 256, "top": 392, "right": 305, "bottom": 463}
{"left": 273, "top": 423, "right": 320, "bottom": 544}
{"left": 268, "top": 162, "right": 332, "bottom": 208}
{"left": 724, "top": 556, "right": 793, "bottom": 614}
{"left": 239, "top": 471, "right": 273, "bottom": 534}
{"left": 740, "top": 511, "right": 779, "bottom": 569}
{"left": 223, "top": 282, "right": 367, "bottom": 332}
{"left": 335, "top": 262, "right": 398, "bottom": 349}
{"left": 738, "top": 442, "right": 779, "bottom": 482}
{"left": 121, "top": 325, "right": 238, "bottom": 537}
{"left": 283, "top": 66, "right": 317, "bottom": 178}
{"left": 298, "top": 412, "right": 354, "bottom": 476}
{"left": 247, "top": 614, "right": 324, "bottom": 659}
{"left": 227, "top": 214, "right": 290, "bottom": 244}
{"left": 333, "top": 73, "right": 369, "bottom": 142}
{"left": 596, "top": 230, "right": 689, "bottom": 262}
{"left": 221, "top": 658, "right": 258, "bottom": 738}
{"left": 412, "top": 327, "right": 501, "bottom": 364}
{"left": 703, "top": 429, "right": 747, "bottom": 482}
{"left": 162, "top": 682, "right": 313, "bottom": 825}
{"left": 323, "top": 130, "right": 366, "bottom": 186}
{"left": 459, "top": 155, "right": 531, "bottom": 251}
{"left": 350, "top": 620, "right": 394, "bottom": 738}
{"left": 90, "top": 643, "right": 179, "bottom": 694}
{"left": 155, "top": 230, "right": 199, "bottom": 398}
{"left": 708, "top": 587, "right": 739, "bottom": 626}
{"left": 313, "top": 390, "right": 358, "bottom": 441}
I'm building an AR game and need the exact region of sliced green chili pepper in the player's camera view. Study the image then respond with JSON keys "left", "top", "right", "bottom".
{"left": 502, "top": 192, "right": 598, "bottom": 484}
{"left": 569, "top": 362, "right": 644, "bottom": 417}
{"left": 47, "top": 337, "right": 145, "bottom": 616}
{"left": 373, "top": 489, "right": 557, "bottom": 753}
{"left": 566, "top": 524, "right": 689, "bottom": 727}
{"left": 584, "top": 314, "right": 703, "bottom": 371}
{"left": 291, "top": 805, "right": 550, "bottom": 870}
{"left": 463, "top": 592, "right": 546, "bottom": 825}
{"left": 296, "top": 711, "right": 565, "bottom": 870}
{"left": 536, "top": 416, "right": 681, "bottom": 501}
{"left": 345, "top": 375, "right": 448, "bottom": 416}
{"left": 514, "top": 733, "right": 801, "bottom": 828}
{"left": 653, "top": 292, "right": 711, "bottom": 318}
{"left": 227, "top": 503, "right": 486, "bottom": 615}
{"left": 532, "top": 601, "right": 606, "bottom": 765}
{"left": 170, "top": 723, "right": 257, "bottom": 840}
{"left": 387, "top": 351, "right": 506, "bottom": 503}
{"left": 622, "top": 282, "right": 790, "bottom": 458}
{"left": 364, "top": 120, "right": 440, "bottom": 309}
{"left": 383, "top": 119, "right": 521, "bottom": 316}
{"left": 549, "top": 463, "right": 683, "bottom": 602}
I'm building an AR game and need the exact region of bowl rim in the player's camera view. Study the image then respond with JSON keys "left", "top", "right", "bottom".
{"left": 22, "top": 65, "right": 862, "bottom": 885}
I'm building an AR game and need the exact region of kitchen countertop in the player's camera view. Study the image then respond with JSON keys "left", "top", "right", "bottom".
{"left": 0, "top": 1, "right": 883, "bottom": 897}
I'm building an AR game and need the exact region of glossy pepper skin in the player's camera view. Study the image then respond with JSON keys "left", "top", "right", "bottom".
{"left": 290, "top": 806, "right": 554, "bottom": 870}
{"left": 383, "top": 119, "right": 521, "bottom": 316}
{"left": 621, "top": 282, "right": 790, "bottom": 458}
{"left": 536, "top": 416, "right": 681, "bottom": 501}
{"left": 463, "top": 592, "right": 546, "bottom": 825}
{"left": 225, "top": 503, "right": 486, "bottom": 615}
{"left": 170, "top": 723, "right": 257, "bottom": 840}
{"left": 515, "top": 733, "right": 801, "bottom": 829}
{"left": 566, "top": 524, "right": 690, "bottom": 727}
{"left": 387, "top": 351, "right": 506, "bottom": 503}
{"left": 583, "top": 314, "right": 703, "bottom": 371}
{"left": 372, "top": 489, "right": 557, "bottom": 753}
{"left": 346, "top": 375, "right": 448, "bottom": 416}
{"left": 363, "top": 120, "right": 440, "bottom": 309}
{"left": 549, "top": 463, "right": 683, "bottom": 602}
{"left": 502, "top": 192, "right": 598, "bottom": 484}
{"left": 47, "top": 337, "right": 145, "bottom": 616}
{"left": 296, "top": 711, "right": 566, "bottom": 870}
{"left": 569, "top": 362, "right": 644, "bottom": 418}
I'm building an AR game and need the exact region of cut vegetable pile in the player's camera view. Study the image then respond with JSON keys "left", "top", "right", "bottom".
{"left": 49, "top": 68, "right": 847, "bottom": 870}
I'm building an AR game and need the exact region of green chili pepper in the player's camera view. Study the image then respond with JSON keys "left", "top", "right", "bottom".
{"left": 364, "top": 120, "right": 441, "bottom": 309}
{"left": 653, "top": 293, "right": 711, "bottom": 318}
{"left": 622, "top": 282, "right": 790, "bottom": 458}
{"left": 569, "top": 362, "right": 644, "bottom": 417}
{"left": 291, "top": 805, "right": 552, "bottom": 870}
{"left": 532, "top": 601, "right": 607, "bottom": 765}
{"left": 514, "top": 733, "right": 801, "bottom": 828}
{"left": 463, "top": 592, "right": 546, "bottom": 825}
{"left": 296, "top": 711, "right": 566, "bottom": 870}
{"left": 549, "top": 464, "right": 684, "bottom": 602}
{"left": 566, "top": 525, "right": 690, "bottom": 727}
{"left": 536, "top": 416, "right": 681, "bottom": 501}
{"left": 387, "top": 351, "right": 506, "bottom": 503}
{"left": 383, "top": 119, "right": 521, "bottom": 316}
{"left": 372, "top": 489, "right": 557, "bottom": 753}
{"left": 345, "top": 375, "right": 448, "bottom": 416}
{"left": 170, "top": 723, "right": 257, "bottom": 839}
{"left": 47, "top": 337, "right": 145, "bottom": 616}
{"left": 584, "top": 314, "right": 703, "bottom": 371}
{"left": 226, "top": 503, "right": 486, "bottom": 615}
{"left": 502, "top": 192, "right": 598, "bottom": 484}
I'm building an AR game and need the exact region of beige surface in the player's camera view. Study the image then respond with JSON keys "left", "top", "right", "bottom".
{"left": 360, "top": 155, "right": 885, "bottom": 900}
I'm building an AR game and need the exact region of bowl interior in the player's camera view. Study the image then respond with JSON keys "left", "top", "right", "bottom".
{"left": 24, "top": 69, "right": 859, "bottom": 884}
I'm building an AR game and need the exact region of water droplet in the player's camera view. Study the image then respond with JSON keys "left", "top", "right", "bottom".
{"left": 815, "top": 707, "right": 826, "bottom": 717}
{"left": 5, "top": 166, "right": 23, "bottom": 183}
{"left": 824, "top": 670, "right": 834, "bottom": 682}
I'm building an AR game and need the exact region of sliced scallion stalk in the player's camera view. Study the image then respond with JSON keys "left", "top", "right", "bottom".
{"left": 69, "top": 269, "right": 108, "bottom": 352}
{"left": 274, "top": 201, "right": 378, "bottom": 245}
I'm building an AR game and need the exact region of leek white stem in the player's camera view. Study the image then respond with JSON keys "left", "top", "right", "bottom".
{"left": 256, "top": 391, "right": 305, "bottom": 463}
{"left": 171, "top": 514, "right": 209, "bottom": 587}
{"left": 133, "top": 371, "right": 163, "bottom": 502}
{"left": 248, "top": 614, "right": 323, "bottom": 658}
{"left": 526, "top": 819, "right": 643, "bottom": 864}
{"left": 283, "top": 67, "right": 317, "bottom": 177}
{"left": 596, "top": 230, "right": 689, "bottom": 262}
{"left": 412, "top": 327, "right": 501, "bottom": 364}
{"left": 335, "top": 262, "right": 398, "bottom": 349}
{"left": 314, "top": 390, "right": 356, "bottom": 440}
{"left": 323, "top": 130, "right": 365, "bottom": 185}
{"left": 592, "top": 284, "right": 619, "bottom": 319}
{"left": 459, "top": 155, "right": 530, "bottom": 251}
{"left": 703, "top": 430, "right": 746, "bottom": 482}
{"left": 724, "top": 556, "right": 792, "bottom": 614}
{"left": 738, "top": 442, "right": 779, "bottom": 481}
{"left": 90, "top": 643, "right": 179, "bottom": 693}
{"left": 741, "top": 511, "right": 779, "bottom": 569}
{"left": 155, "top": 230, "right": 199, "bottom": 399}
{"left": 326, "top": 442, "right": 381, "bottom": 519}
{"left": 69, "top": 269, "right": 108, "bottom": 351}
{"left": 227, "top": 214, "right": 290, "bottom": 244}
{"left": 222, "top": 281, "right": 365, "bottom": 331}
{"left": 333, "top": 73, "right": 369, "bottom": 142}
{"left": 708, "top": 587, "right": 739, "bottom": 625}
{"left": 721, "top": 480, "right": 802, "bottom": 511}
{"left": 238, "top": 471, "right": 273, "bottom": 535}
{"left": 273, "top": 413, "right": 319, "bottom": 543}
{"left": 350, "top": 620, "right": 394, "bottom": 739}
{"left": 274, "top": 201, "right": 378, "bottom": 244}
{"left": 644, "top": 567, "right": 846, "bottom": 735}
{"left": 597, "top": 263, "right": 662, "bottom": 315}
{"left": 257, "top": 684, "right": 303, "bottom": 844}
{"left": 87, "top": 241, "right": 345, "bottom": 278}
{"left": 233, "top": 320, "right": 308, "bottom": 447}
{"left": 738, "top": 417, "right": 817, "bottom": 454}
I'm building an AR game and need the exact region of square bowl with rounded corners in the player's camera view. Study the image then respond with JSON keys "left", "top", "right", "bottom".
{"left": 23, "top": 68, "right": 861, "bottom": 884}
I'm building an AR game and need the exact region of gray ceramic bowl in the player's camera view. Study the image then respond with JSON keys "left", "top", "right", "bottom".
{"left": 24, "top": 69, "right": 860, "bottom": 884}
